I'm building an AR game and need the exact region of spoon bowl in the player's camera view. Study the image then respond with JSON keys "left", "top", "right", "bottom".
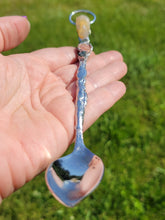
{"left": 46, "top": 144, "right": 104, "bottom": 207}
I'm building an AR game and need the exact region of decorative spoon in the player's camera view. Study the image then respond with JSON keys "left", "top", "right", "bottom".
{"left": 45, "top": 9, "right": 104, "bottom": 207}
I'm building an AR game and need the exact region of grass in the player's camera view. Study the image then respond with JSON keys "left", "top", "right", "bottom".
{"left": 0, "top": 0, "right": 165, "bottom": 219}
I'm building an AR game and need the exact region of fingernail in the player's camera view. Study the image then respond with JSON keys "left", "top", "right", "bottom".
{"left": 22, "top": 16, "right": 27, "bottom": 19}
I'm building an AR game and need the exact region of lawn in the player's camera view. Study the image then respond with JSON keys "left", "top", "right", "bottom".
{"left": 0, "top": 0, "right": 164, "bottom": 219}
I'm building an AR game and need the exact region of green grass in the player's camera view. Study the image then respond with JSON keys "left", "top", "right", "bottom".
{"left": 0, "top": 0, "right": 165, "bottom": 219}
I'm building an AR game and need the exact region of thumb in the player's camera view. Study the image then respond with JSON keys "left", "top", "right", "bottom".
{"left": 0, "top": 16, "right": 30, "bottom": 52}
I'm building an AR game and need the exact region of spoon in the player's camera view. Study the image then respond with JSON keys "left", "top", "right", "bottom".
{"left": 45, "top": 10, "right": 104, "bottom": 207}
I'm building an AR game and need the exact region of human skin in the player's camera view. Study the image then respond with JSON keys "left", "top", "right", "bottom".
{"left": 67, "top": 155, "right": 104, "bottom": 201}
{"left": 0, "top": 16, "right": 127, "bottom": 203}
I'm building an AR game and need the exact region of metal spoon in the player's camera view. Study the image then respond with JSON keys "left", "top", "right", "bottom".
{"left": 45, "top": 10, "right": 104, "bottom": 207}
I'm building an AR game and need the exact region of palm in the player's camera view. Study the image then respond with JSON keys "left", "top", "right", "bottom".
{"left": 0, "top": 16, "right": 127, "bottom": 202}
{"left": 0, "top": 48, "right": 80, "bottom": 196}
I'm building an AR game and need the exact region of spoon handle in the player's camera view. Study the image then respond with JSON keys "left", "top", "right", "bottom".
{"left": 74, "top": 14, "right": 94, "bottom": 149}
{"left": 75, "top": 43, "right": 92, "bottom": 147}
{"left": 69, "top": 11, "right": 96, "bottom": 150}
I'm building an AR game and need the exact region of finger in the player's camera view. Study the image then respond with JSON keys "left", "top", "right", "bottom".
{"left": 83, "top": 81, "right": 126, "bottom": 131}
{"left": 67, "top": 60, "right": 127, "bottom": 99}
{"left": 86, "top": 50, "right": 123, "bottom": 74}
{"left": 31, "top": 47, "right": 78, "bottom": 71}
{"left": 0, "top": 16, "right": 30, "bottom": 52}
{"left": 87, "top": 60, "right": 127, "bottom": 92}
{"left": 54, "top": 50, "right": 123, "bottom": 86}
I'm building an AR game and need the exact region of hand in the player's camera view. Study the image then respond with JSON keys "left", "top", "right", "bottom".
{"left": 0, "top": 16, "right": 127, "bottom": 203}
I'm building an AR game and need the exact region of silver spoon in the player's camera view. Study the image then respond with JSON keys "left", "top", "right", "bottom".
{"left": 45, "top": 10, "right": 104, "bottom": 207}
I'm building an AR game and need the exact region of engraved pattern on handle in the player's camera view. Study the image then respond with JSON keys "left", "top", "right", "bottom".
{"left": 75, "top": 43, "right": 92, "bottom": 149}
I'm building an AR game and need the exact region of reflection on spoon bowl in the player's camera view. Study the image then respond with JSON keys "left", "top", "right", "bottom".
{"left": 46, "top": 145, "right": 104, "bottom": 207}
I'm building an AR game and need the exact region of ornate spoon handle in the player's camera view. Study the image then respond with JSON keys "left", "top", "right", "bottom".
{"left": 70, "top": 10, "right": 96, "bottom": 149}
{"left": 75, "top": 43, "right": 92, "bottom": 148}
